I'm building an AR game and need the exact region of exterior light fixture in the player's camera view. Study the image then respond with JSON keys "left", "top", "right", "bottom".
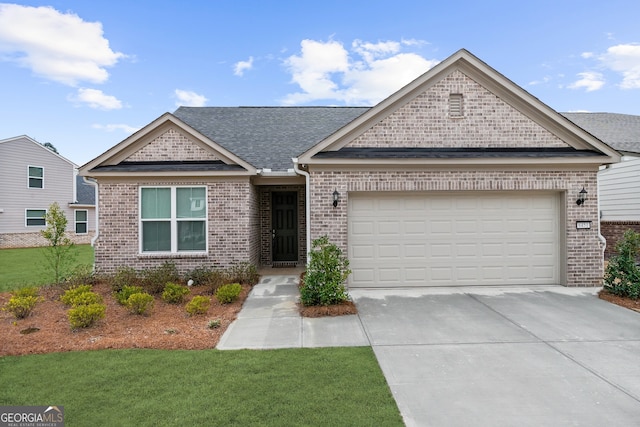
{"left": 576, "top": 187, "right": 587, "bottom": 206}
{"left": 333, "top": 190, "right": 340, "bottom": 208}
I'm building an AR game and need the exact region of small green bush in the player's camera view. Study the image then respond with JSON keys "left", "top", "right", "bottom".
{"left": 60, "top": 285, "right": 94, "bottom": 306}
{"left": 604, "top": 229, "right": 640, "bottom": 299}
{"left": 207, "top": 319, "right": 221, "bottom": 329}
{"left": 111, "top": 266, "right": 140, "bottom": 292}
{"left": 186, "top": 295, "right": 210, "bottom": 316}
{"left": 68, "top": 291, "right": 103, "bottom": 306}
{"left": 64, "top": 264, "right": 97, "bottom": 286}
{"left": 300, "top": 236, "right": 351, "bottom": 307}
{"left": 162, "top": 282, "right": 190, "bottom": 304}
{"left": 11, "top": 287, "right": 39, "bottom": 298}
{"left": 205, "top": 270, "right": 231, "bottom": 294}
{"left": 185, "top": 266, "right": 213, "bottom": 287}
{"left": 3, "top": 294, "right": 43, "bottom": 319}
{"left": 215, "top": 283, "right": 242, "bottom": 304}
{"left": 68, "top": 303, "right": 106, "bottom": 328}
{"left": 126, "top": 292, "right": 155, "bottom": 315}
{"left": 115, "top": 285, "right": 145, "bottom": 305}
{"left": 141, "top": 262, "right": 180, "bottom": 294}
{"left": 227, "top": 262, "right": 261, "bottom": 285}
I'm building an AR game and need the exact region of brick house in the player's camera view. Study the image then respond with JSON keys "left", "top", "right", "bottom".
{"left": 79, "top": 49, "right": 620, "bottom": 287}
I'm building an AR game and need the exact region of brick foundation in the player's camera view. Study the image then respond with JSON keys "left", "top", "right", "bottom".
{"left": 0, "top": 231, "right": 95, "bottom": 249}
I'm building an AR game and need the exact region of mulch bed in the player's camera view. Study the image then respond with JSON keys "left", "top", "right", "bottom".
{"left": 598, "top": 289, "right": 640, "bottom": 313}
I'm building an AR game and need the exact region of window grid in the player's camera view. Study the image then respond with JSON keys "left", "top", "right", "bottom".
{"left": 28, "top": 166, "right": 44, "bottom": 189}
{"left": 140, "top": 186, "right": 207, "bottom": 254}
{"left": 26, "top": 209, "right": 46, "bottom": 227}
{"left": 75, "top": 209, "right": 88, "bottom": 234}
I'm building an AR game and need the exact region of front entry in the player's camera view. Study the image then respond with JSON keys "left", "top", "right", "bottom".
{"left": 272, "top": 192, "right": 298, "bottom": 262}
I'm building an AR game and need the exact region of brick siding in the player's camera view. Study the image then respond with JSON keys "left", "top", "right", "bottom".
{"left": 601, "top": 221, "right": 640, "bottom": 259}
{"left": 0, "top": 231, "right": 95, "bottom": 249}
{"left": 128, "top": 128, "right": 219, "bottom": 161}
{"left": 347, "top": 70, "right": 569, "bottom": 149}
{"left": 94, "top": 179, "right": 259, "bottom": 275}
{"left": 308, "top": 169, "right": 602, "bottom": 287}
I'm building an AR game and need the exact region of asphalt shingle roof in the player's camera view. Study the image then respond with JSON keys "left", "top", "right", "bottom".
{"left": 173, "top": 106, "right": 370, "bottom": 171}
{"left": 76, "top": 175, "right": 95, "bottom": 205}
{"left": 562, "top": 112, "right": 640, "bottom": 155}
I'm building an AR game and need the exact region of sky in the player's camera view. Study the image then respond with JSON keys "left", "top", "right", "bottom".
{"left": 1, "top": 0, "right": 640, "bottom": 166}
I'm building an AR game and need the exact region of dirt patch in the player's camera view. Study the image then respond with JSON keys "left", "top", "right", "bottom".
{"left": 299, "top": 301, "right": 358, "bottom": 317}
{"left": 0, "top": 282, "right": 250, "bottom": 356}
{"left": 599, "top": 290, "right": 640, "bottom": 313}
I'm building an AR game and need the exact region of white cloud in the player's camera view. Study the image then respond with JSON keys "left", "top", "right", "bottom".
{"left": 174, "top": 89, "right": 207, "bottom": 107}
{"left": 69, "top": 88, "right": 122, "bottom": 110}
{"left": 0, "top": 4, "right": 124, "bottom": 86}
{"left": 92, "top": 123, "right": 139, "bottom": 134}
{"left": 282, "top": 38, "right": 437, "bottom": 106}
{"left": 234, "top": 56, "right": 254, "bottom": 76}
{"left": 599, "top": 43, "right": 640, "bottom": 89}
{"left": 581, "top": 52, "right": 594, "bottom": 59}
{"left": 568, "top": 71, "right": 605, "bottom": 92}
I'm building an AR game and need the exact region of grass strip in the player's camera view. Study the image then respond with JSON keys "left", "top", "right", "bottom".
{"left": 0, "top": 347, "right": 403, "bottom": 426}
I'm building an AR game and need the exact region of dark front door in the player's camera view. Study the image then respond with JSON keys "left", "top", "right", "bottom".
{"left": 272, "top": 192, "right": 298, "bottom": 262}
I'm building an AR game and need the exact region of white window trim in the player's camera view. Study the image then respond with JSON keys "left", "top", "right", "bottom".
{"left": 75, "top": 209, "right": 88, "bottom": 235}
{"left": 139, "top": 186, "right": 208, "bottom": 254}
{"left": 25, "top": 208, "right": 47, "bottom": 227}
{"left": 28, "top": 165, "right": 44, "bottom": 189}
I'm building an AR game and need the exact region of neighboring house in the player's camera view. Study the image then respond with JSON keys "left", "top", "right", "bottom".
{"left": 563, "top": 113, "right": 640, "bottom": 257}
{"left": 80, "top": 49, "right": 620, "bottom": 287}
{"left": 0, "top": 135, "right": 96, "bottom": 248}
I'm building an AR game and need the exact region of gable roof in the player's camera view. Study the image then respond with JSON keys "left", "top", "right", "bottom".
{"left": 562, "top": 113, "right": 640, "bottom": 155}
{"left": 0, "top": 135, "right": 78, "bottom": 167}
{"left": 298, "top": 49, "right": 620, "bottom": 165}
{"left": 173, "top": 106, "right": 369, "bottom": 171}
{"left": 75, "top": 175, "right": 96, "bottom": 205}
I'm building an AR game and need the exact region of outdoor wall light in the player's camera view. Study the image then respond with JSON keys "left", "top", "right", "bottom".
{"left": 576, "top": 187, "right": 587, "bottom": 206}
{"left": 333, "top": 190, "right": 340, "bottom": 208}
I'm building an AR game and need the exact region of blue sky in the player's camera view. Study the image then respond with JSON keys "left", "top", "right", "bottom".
{"left": 1, "top": 0, "right": 640, "bottom": 165}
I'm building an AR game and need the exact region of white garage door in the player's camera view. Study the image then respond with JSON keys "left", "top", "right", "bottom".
{"left": 348, "top": 192, "right": 560, "bottom": 287}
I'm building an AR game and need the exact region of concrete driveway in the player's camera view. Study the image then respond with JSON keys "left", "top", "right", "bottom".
{"left": 350, "top": 286, "right": 640, "bottom": 427}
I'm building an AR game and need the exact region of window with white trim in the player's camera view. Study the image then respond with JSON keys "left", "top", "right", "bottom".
{"left": 26, "top": 209, "right": 46, "bottom": 226}
{"left": 140, "top": 186, "right": 207, "bottom": 253}
{"left": 75, "top": 210, "right": 88, "bottom": 234}
{"left": 28, "top": 166, "right": 44, "bottom": 188}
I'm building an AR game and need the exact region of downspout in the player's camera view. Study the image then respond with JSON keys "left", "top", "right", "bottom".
{"left": 292, "top": 158, "right": 310, "bottom": 266}
{"left": 597, "top": 179, "right": 606, "bottom": 265}
{"left": 83, "top": 176, "right": 99, "bottom": 247}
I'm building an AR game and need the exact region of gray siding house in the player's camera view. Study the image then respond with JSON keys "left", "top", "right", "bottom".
{"left": 0, "top": 135, "right": 96, "bottom": 248}
{"left": 81, "top": 50, "right": 620, "bottom": 287}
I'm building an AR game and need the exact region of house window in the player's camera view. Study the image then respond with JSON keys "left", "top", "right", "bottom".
{"left": 449, "top": 93, "right": 463, "bottom": 117}
{"left": 140, "top": 186, "right": 207, "bottom": 253}
{"left": 75, "top": 210, "right": 88, "bottom": 234}
{"left": 26, "top": 209, "right": 46, "bottom": 226}
{"left": 28, "top": 166, "right": 44, "bottom": 188}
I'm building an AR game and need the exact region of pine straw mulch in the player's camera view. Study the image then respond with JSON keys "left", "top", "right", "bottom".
{"left": 598, "top": 289, "right": 640, "bottom": 313}
{"left": 0, "top": 282, "right": 250, "bottom": 357}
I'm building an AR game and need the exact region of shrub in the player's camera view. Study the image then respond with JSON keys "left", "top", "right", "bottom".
{"left": 68, "top": 303, "right": 106, "bottom": 328}
{"left": 111, "top": 266, "right": 140, "bottom": 292}
{"left": 215, "top": 283, "right": 242, "bottom": 304}
{"left": 186, "top": 296, "right": 210, "bottom": 316}
{"left": 207, "top": 319, "right": 221, "bottom": 329}
{"left": 67, "top": 291, "right": 103, "bottom": 307}
{"left": 115, "top": 285, "right": 145, "bottom": 306}
{"left": 126, "top": 292, "right": 155, "bottom": 315}
{"left": 226, "top": 262, "right": 261, "bottom": 285}
{"left": 64, "top": 264, "right": 97, "bottom": 287}
{"left": 604, "top": 230, "right": 640, "bottom": 299}
{"left": 141, "top": 262, "right": 180, "bottom": 294}
{"left": 3, "top": 292, "right": 43, "bottom": 319}
{"left": 60, "top": 285, "right": 94, "bottom": 306}
{"left": 205, "top": 270, "right": 231, "bottom": 294}
{"left": 162, "top": 282, "right": 190, "bottom": 304}
{"left": 185, "top": 266, "right": 213, "bottom": 287}
{"left": 300, "top": 236, "right": 351, "bottom": 307}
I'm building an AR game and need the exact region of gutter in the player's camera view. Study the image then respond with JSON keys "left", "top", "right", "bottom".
{"left": 292, "top": 158, "right": 311, "bottom": 266}
{"left": 256, "top": 168, "right": 298, "bottom": 177}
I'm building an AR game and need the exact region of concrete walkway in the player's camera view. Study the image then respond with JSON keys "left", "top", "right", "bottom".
{"left": 217, "top": 272, "right": 369, "bottom": 349}
{"left": 219, "top": 274, "right": 640, "bottom": 426}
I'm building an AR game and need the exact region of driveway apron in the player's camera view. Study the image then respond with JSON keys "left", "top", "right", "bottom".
{"left": 351, "top": 287, "right": 640, "bottom": 427}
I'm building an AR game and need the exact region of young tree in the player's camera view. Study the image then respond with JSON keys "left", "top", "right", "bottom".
{"left": 40, "top": 202, "right": 77, "bottom": 283}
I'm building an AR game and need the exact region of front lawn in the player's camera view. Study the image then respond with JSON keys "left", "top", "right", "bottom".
{"left": 0, "top": 348, "right": 403, "bottom": 426}
{"left": 0, "top": 245, "right": 94, "bottom": 292}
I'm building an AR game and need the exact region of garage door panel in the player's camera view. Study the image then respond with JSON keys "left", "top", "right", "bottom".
{"left": 349, "top": 192, "right": 560, "bottom": 287}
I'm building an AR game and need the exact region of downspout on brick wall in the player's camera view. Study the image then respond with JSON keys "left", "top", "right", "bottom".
{"left": 292, "top": 158, "right": 310, "bottom": 266}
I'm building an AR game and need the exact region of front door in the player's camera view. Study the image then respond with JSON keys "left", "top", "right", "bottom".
{"left": 272, "top": 192, "right": 298, "bottom": 262}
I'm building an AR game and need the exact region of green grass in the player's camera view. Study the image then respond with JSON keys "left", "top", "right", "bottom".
{"left": 0, "top": 245, "right": 94, "bottom": 292}
{"left": 0, "top": 348, "right": 403, "bottom": 426}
